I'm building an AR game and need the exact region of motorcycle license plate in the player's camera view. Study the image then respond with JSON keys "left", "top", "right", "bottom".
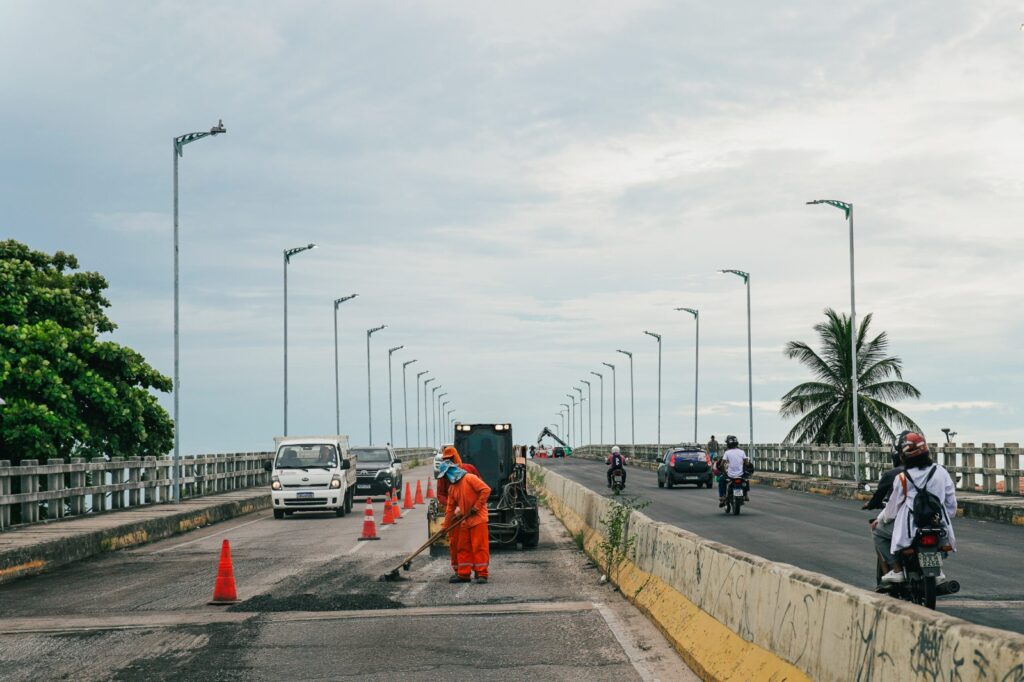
{"left": 297, "top": 491, "right": 314, "bottom": 498}
{"left": 919, "top": 552, "right": 942, "bottom": 569}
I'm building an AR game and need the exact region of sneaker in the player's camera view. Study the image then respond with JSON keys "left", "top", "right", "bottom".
{"left": 718, "top": 498, "right": 726, "bottom": 508}
{"left": 936, "top": 572, "right": 947, "bottom": 585}
{"left": 449, "top": 575, "right": 470, "bottom": 584}
{"left": 881, "top": 570, "right": 905, "bottom": 584}
{"left": 473, "top": 577, "right": 488, "bottom": 584}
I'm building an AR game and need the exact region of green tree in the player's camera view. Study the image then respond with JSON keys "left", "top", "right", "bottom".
{"left": 0, "top": 240, "right": 173, "bottom": 464}
{"left": 779, "top": 308, "right": 921, "bottom": 445}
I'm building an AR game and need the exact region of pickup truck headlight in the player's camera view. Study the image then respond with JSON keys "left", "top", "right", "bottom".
{"left": 271, "top": 479, "right": 282, "bottom": 490}
{"left": 330, "top": 478, "right": 342, "bottom": 489}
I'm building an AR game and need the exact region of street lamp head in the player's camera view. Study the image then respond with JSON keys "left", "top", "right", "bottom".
{"left": 602, "top": 362, "right": 615, "bottom": 370}
{"left": 581, "top": 379, "right": 590, "bottom": 386}
{"left": 590, "top": 371, "right": 601, "bottom": 378}
{"left": 367, "top": 324, "right": 386, "bottom": 336}
{"left": 424, "top": 377, "right": 435, "bottom": 385}
{"left": 285, "top": 243, "right": 318, "bottom": 260}
{"left": 643, "top": 330, "right": 661, "bottom": 341}
{"left": 616, "top": 349, "right": 632, "bottom": 358}
{"left": 807, "top": 199, "right": 852, "bottom": 218}
{"left": 417, "top": 370, "right": 429, "bottom": 379}
{"left": 335, "top": 293, "right": 358, "bottom": 307}
{"left": 210, "top": 119, "right": 226, "bottom": 135}
{"left": 403, "top": 359, "right": 418, "bottom": 368}
{"left": 675, "top": 307, "right": 698, "bottom": 318}
{"left": 720, "top": 269, "right": 749, "bottom": 283}
{"left": 389, "top": 345, "right": 404, "bottom": 354}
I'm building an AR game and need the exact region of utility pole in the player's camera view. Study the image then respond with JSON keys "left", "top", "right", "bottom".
{"left": 387, "top": 346, "right": 404, "bottom": 446}
{"left": 402, "top": 359, "right": 417, "bottom": 447}
{"left": 333, "top": 295, "right": 358, "bottom": 434}
{"left": 416, "top": 370, "right": 429, "bottom": 447}
{"left": 366, "top": 325, "right": 386, "bottom": 445}
{"left": 603, "top": 362, "right": 617, "bottom": 444}
{"left": 590, "top": 371, "right": 603, "bottom": 443}
{"left": 616, "top": 350, "right": 635, "bottom": 458}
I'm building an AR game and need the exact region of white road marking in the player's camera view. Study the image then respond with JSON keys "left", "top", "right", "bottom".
{"left": 146, "top": 516, "right": 268, "bottom": 554}
{"left": 594, "top": 601, "right": 657, "bottom": 682}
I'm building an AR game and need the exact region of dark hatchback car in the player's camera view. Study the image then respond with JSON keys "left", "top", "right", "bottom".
{"left": 552, "top": 447, "right": 566, "bottom": 458}
{"left": 352, "top": 446, "right": 403, "bottom": 498}
{"left": 657, "top": 447, "right": 713, "bottom": 488}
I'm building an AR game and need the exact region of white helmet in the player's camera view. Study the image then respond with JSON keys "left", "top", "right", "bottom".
{"left": 611, "top": 446, "right": 620, "bottom": 455}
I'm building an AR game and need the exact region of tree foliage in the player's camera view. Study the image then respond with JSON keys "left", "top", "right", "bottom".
{"left": 0, "top": 240, "right": 172, "bottom": 464}
{"left": 779, "top": 308, "right": 921, "bottom": 445}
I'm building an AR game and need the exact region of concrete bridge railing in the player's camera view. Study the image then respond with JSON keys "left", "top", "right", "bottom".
{"left": 566, "top": 442, "right": 1022, "bottom": 497}
{"left": 0, "top": 446, "right": 435, "bottom": 531}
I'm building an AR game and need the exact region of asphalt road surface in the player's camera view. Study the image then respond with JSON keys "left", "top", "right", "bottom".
{"left": 0, "top": 471, "right": 695, "bottom": 681}
{"left": 539, "top": 457, "right": 1024, "bottom": 635}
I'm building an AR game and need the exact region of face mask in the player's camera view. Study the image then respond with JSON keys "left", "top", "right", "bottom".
{"left": 445, "top": 466, "right": 465, "bottom": 484}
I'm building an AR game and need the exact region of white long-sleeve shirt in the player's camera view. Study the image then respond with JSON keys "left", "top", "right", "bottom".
{"left": 876, "top": 464, "right": 958, "bottom": 552}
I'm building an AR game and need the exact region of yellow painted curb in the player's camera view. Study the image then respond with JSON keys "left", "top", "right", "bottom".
{"left": 547, "top": 493, "right": 810, "bottom": 682}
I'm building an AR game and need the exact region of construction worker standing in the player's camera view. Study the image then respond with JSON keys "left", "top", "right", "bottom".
{"left": 438, "top": 453, "right": 491, "bottom": 584}
{"left": 437, "top": 447, "right": 480, "bottom": 578}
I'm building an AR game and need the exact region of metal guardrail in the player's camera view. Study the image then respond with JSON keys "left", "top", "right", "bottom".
{"left": 0, "top": 446, "right": 437, "bottom": 531}
{"left": 567, "top": 442, "right": 1022, "bottom": 496}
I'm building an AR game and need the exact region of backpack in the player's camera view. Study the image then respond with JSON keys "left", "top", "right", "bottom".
{"left": 906, "top": 466, "right": 945, "bottom": 529}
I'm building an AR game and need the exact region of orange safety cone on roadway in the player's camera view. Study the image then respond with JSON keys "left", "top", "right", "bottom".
{"left": 358, "top": 498, "right": 381, "bottom": 540}
{"left": 403, "top": 482, "right": 415, "bottom": 510}
{"left": 209, "top": 539, "right": 238, "bottom": 604}
{"left": 391, "top": 488, "right": 402, "bottom": 519}
{"left": 381, "top": 495, "right": 395, "bottom": 525}
{"left": 414, "top": 480, "right": 425, "bottom": 505}
{"left": 426, "top": 478, "right": 435, "bottom": 499}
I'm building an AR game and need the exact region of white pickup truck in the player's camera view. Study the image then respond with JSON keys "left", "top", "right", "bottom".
{"left": 265, "top": 435, "right": 357, "bottom": 519}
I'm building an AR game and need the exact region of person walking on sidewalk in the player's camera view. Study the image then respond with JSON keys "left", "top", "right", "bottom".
{"left": 438, "top": 455, "right": 491, "bottom": 584}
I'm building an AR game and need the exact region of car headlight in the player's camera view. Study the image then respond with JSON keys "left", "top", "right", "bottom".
{"left": 330, "top": 478, "right": 342, "bottom": 489}
{"left": 271, "top": 479, "right": 282, "bottom": 490}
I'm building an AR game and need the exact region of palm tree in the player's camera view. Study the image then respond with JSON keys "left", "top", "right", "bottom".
{"left": 780, "top": 308, "right": 921, "bottom": 445}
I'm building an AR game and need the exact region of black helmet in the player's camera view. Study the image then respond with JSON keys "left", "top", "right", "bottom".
{"left": 725, "top": 435, "right": 739, "bottom": 449}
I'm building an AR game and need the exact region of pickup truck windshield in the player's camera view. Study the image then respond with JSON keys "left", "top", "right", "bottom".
{"left": 275, "top": 444, "right": 337, "bottom": 469}
{"left": 353, "top": 448, "right": 391, "bottom": 463}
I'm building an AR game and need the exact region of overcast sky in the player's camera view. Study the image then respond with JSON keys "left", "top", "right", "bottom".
{"left": 2, "top": 1, "right": 1021, "bottom": 453}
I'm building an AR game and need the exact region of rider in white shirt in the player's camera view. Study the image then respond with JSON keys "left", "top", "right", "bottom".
{"left": 717, "top": 435, "right": 750, "bottom": 506}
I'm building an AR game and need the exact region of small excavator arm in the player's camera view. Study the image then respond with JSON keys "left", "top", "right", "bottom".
{"left": 537, "top": 426, "right": 567, "bottom": 448}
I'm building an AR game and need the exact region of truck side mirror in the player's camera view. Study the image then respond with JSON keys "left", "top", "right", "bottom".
{"left": 263, "top": 461, "right": 272, "bottom": 472}
{"left": 340, "top": 459, "right": 351, "bottom": 470}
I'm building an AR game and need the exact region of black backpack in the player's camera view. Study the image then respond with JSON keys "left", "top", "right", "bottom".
{"left": 906, "top": 466, "right": 945, "bottom": 529}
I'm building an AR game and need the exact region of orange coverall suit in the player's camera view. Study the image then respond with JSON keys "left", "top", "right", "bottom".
{"left": 444, "top": 472, "right": 491, "bottom": 580}
{"left": 437, "top": 457, "right": 479, "bottom": 573}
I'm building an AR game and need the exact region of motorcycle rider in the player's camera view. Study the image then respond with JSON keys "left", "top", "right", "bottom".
{"left": 871, "top": 431, "right": 958, "bottom": 584}
{"left": 863, "top": 434, "right": 907, "bottom": 589}
{"left": 606, "top": 445, "right": 626, "bottom": 488}
{"left": 718, "top": 435, "right": 750, "bottom": 507}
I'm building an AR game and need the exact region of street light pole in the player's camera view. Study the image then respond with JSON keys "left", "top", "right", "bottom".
{"left": 559, "top": 406, "right": 569, "bottom": 441}
{"left": 172, "top": 119, "right": 225, "bottom": 504}
{"left": 603, "top": 362, "right": 617, "bottom": 445}
{"left": 423, "top": 377, "right": 435, "bottom": 447}
{"left": 590, "top": 371, "right": 603, "bottom": 444}
{"left": 402, "top": 360, "right": 417, "bottom": 448}
{"left": 387, "top": 346, "right": 404, "bottom": 446}
{"left": 616, "top": 350, "right": 635, "bottom": 458}
{"left": 431, "top": 385, "right": 442, "bottom": 448}
{"left": 566, "top": 395, "right": 576, "bottom": 447}
{"left": 676, "top": 308, "right": 699, "bottom": 444}
{"left": 284, "top": 243, "right": 318, "bottom": 438}
{"left": 573, "top": 387, "right": 584, "bottom": 445}
{"left": 721, "top": 270, "right": 754, "bottom": 458}
{"left": 333, "top": 295, "right": 358, "bottom": 434}
{"left": 581, "top": 380, "right": 592, "bottom": 444}
{"left": 807, "top": 199, "right": 859, "bottom": 486}
{"left": 441, "top": 399, "right": 449, "bottom": 444}
{"left": 644, "top": 331, "right": 662, "bottom": 455}
{"left": 365, "top": 325, "right": 386, "bottom": 444}
{"left": 416, "top": 371, "right": 429, "bottom": 447}
{"left": 437, "top": 393, "right": 448, "bottom": 447}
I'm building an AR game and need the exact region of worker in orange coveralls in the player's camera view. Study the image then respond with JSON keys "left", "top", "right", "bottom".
{"left": 438, "top": 453, "right": 491, "bottom": 584}
{"left": 436, "top": 446, "right": 480, "bottom": 577}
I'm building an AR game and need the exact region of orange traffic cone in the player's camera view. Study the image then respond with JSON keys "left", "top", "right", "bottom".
{"left": 403, "top": 482, "right": 415, "bottom": 510}
{"left": 414, "top": 480, "right": 425, "bottom": 505}
{"left": 391, "top": 488, "right": 402, "bottom": 519}
{"left": 358, "top": 498, "right": 380, "bottom": 540}
{"left": 209, "top": 539, "right": 238, "bottom": 604}
{"left": 381, "top": 495, "right": 395, "bottom": 525}
{"left": 426, "top": 478, "right": 435, "bottom": 499}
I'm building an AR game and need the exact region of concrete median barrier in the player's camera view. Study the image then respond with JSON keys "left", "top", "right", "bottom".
{"left": 532, "top": 463, "right": 1024, "bottom": 681}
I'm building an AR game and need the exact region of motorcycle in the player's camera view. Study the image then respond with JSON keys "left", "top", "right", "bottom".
{"left": 724, "top": 477, "right": 745, "bottom": 515}
{"left": 875, "top": 526, "right": 960, "bottom": 609}
{"left": 610, "top": 469, "right": 626, "bottom": 495}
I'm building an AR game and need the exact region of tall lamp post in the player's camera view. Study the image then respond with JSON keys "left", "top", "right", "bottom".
{"left": 590, "top": 371, "right": 603, "bottom": 444}
{"left": 566, "top": 395, "right": 576, "bottom": 447}
{"left": 721, "top": 269, "right": 754, "bottom": 458}
{"left": 283, "top": 243, "right": 318, "bottom": 438}
{"left": 387, "top": 346, "right": 404, "bottom": 446}
{"left": 440, "top": 399, "right": 449, "bottom": 444}
{"left": 431, "top": 385, "right": 442, "bottom": 448}
{"left": 423, "top": 377, "right": 435, "bottom": 447}
{"left": 580, "top": 379, "right": 593, "bottom": 444}
{"left": 366, "top": 325, "right": 386, "bottom": 444}
{"left": 603, "top": 362, "right": 617, "bottom": 444}
{"left": 416, "top": 371, "right": 429, "bottom": 446}
{"left": 172, "top": 119, "right": 226, "bottom": 504}
{"left": 437, "top": 393, "right": 448, "bottom": 447}
{"left": 573, "top": 387, "right": 584, "bottom": 445}
{"left": 402, "top": 360, "right": 417, "bottom": 447}
{"left": 644, "top": 331, "right": 662, "bottom": 455}
{"left": 616, "top": 350, "right": 635, "bottom": 458}
{"left": 333, "top": 295, "right": 358, "bottom": 434}
{"left": 559, "top": 406, "right": 569, "bottom": 441}
{"left": 807, "top": 199, "right": 860, "bottom": 486}
{"left": 675, "top": 308, "right": 699, "bottom": 444}
{"left": 448, "top": 409, "right": 455, "bottom": 432}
